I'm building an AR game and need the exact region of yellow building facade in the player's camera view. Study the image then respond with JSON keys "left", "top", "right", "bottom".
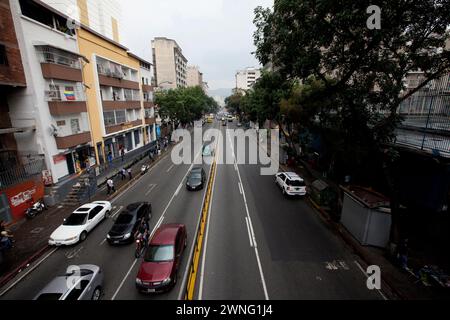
{"left": 77, "top": 26, "right": 156, "bottom": 166}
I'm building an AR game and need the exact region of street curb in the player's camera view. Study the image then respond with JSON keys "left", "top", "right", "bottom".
{"left": 0, "top": 244, "right": 50, "bottom": 290}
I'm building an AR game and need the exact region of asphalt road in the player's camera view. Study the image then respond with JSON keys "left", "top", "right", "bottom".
{"left": 197, "top": 122, "right": 384, "bottom": 300}
{"left": 0, "top": 122, "right": 217, "bottom": 301}
{"left": 0, "top": 119, "right": 385, "bottom": 300}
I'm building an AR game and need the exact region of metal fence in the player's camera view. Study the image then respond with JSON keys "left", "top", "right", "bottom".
{"left": 395, "top": 75, "right": 450, "bottom": 157}
{"left": 0, "top": 159, "right": 46, "bottom": 189}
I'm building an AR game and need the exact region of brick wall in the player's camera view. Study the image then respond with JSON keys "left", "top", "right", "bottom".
{"left": 0, "top": 0, "right": 26, "bottom": 87}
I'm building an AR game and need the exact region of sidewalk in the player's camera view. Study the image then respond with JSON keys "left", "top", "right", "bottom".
{"left": 258, "top": 131, "right": 449, "bottom": 300}
{"left": 0, "top": 143, "right": 174, "bottom": 288}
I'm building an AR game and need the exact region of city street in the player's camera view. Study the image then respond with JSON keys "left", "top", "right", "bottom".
{"left": 1, "top": 120, "right": 385, "bottom": 300}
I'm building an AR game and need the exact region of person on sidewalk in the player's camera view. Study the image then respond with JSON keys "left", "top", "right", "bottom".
{"left": 121, "top": 168, "right": 126, "bottom": 180}
{"left": 128, "top": 168, "right": 132, "bottom": 180}
{"left": 107, "top": 178, "right": 115, "bottom": 195}
{"left": 121, "top": 148, "right": 125, "bottom": 162}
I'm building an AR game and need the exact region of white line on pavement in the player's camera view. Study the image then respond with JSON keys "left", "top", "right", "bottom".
{"left": 145, "top": 184, "right": 157, "bottom": 196}
{"left": 174, "top": 183, "right": 182, "bottom": 196}
{"left": 111, "top": 151, "right": 201, "bottom": 300}
{"left": 166, "top": 164, "right": 174, "bottom": 172}
{"left": 0, "top": 247, "right": 58, "bottom": 297}
{"left": 111, "top": 206, "right": 123, "bottom": 218}
{"left": 99, "top": 238, "right": 107, "bottom": 246}
{"left": 245, "top": 217, "right": 254, "bottom": 248}
{"left": 238, "top": 182, "right": 243, "bottom": 195}
{"left": 111, "top": 258, "right": 138, "bottom": 300}
{"left": 354, "top": 260, "right": 388, "bottom": 300}
{"left": 228, "top": 129, "right": 269, "bottom": 300}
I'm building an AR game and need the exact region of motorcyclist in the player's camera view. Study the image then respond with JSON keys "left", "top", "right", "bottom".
{"left": 135, "top": 219, "right": 149, "bottom": 245}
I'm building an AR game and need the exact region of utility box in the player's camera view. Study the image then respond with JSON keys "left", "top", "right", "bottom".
{"left": 340, "top": 186, "right": 391, "bottom": 248}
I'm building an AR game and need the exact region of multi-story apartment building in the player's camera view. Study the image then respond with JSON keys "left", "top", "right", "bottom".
{"left": 0, "top": 0, "right": 156, "bottom": 223}
{"left": 187, "top": 65, "right": 203, "bottom": 87}
{"left": 152, "top": 37, "right": 187, "bottom": 89}
{"left": 41, "top": 0, "right": 121, "bottom": 42}
{"left": 235, "top": 67, "right": 261, "bottom": 92}
{"left": 77, "top": 26, "right": 155, "bottom": 166}
{"left": 0, "top": 0, "right": 47, "bottom": 223}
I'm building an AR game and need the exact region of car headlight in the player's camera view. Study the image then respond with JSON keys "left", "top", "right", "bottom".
{"left": 66, "top": 236, "right": 78, "bottom": 241}
{"left": 106, "top": 234, "right": 111, "bottom": 239}
{"left": 123, "top": 233, "right": 131, "bottom": 240}
{"left": 162, "top": 277, "right": 171, "bottom": 285}
{"left": 136, "top": 278, "right": 143, "bottom": 285}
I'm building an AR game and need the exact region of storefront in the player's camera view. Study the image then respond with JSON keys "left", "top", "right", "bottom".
{"left": 63, "top": 145, "right": 95, "bottom": 175}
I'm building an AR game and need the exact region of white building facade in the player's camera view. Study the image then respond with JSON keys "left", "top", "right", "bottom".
{"left": 152, "top": 37, "right": 187, "bottom": 89}
{"left": 235, "top": 67, "right": 261, "bottom": 91}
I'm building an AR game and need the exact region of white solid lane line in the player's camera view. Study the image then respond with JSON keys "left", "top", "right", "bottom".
{"left": 110, "top": 151, "right": 202, "bottom": 300}
{"left": 245, "top": 217, "right": 254, "bottom": 248}
{"left": 111, "top": 258, "right": 138, "bottom": 300}
{"left": 0, "top": 247, "right": 58, "bottom": 297}
{"left": 354, "top": 260, "right": 388, "bottom": 300}
{"left": 166, "top": 164, "right": 174, "bottom": 172}
{"left": 238, "top": 182, "right": 243, "bottom": 195}
{"left": 227, "top": 129, "right": 269, "bottom": 300}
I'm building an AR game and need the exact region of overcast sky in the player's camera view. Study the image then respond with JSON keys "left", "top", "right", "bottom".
{"left": 120, "top": 0, "right": 273, "bottom": 90}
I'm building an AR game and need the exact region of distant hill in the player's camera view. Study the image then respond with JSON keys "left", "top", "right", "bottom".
{"left": 208, "top": 88, "right": 233, "bottom": 98}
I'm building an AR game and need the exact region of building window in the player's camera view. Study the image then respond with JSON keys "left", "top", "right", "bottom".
{"left": 70, "top": 119, "right": 80, "bottom": 134}
{"left": 56, "top": 120, "right": 66, "bottom": 126}
{"left": 115, "top": 110, "right": 126, "bottom": 124}
{"left": 0, "top": 45, "right": 8, "bottom": 66}
{"left": 104, "top": 111, "right": 115, "bottom": 126}
{"left": 134, "top": 130, "right": 140, "bottom": 145}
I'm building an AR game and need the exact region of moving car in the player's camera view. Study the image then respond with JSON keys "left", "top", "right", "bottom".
{"left": 49, "top": 201, "right": 111, "bottom": 246}
{"left": 136, "top": 224, "right": 187, "bottom": 293}
{"left": 186, "top": 166, "right": 206, "bottom": 191}
{"left": 275, "top": 172, "right": 307, "bottom": 196}
{"left": 202, "top": 144, "right": 213, "bottom": 157}
{"left": 107, "top": 202, "right": 152, "bottom": 245}
{"left": 34, "top": 265, "right": 104, "bottom": 300}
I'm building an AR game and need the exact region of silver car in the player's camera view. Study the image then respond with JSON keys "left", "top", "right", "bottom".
{"left": 34, "top": 264, "right": 103, "bottom": 300}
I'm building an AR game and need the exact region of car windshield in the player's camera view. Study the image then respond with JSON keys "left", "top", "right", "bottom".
{"left": 63, "top": 214, "right": 87, "bottom": 226}
{"left": 144, "top": 245, "right": 175, "bottom": 262}
{"left": 115, "top": 213, "right": 133, "bottom": 224}
{"left": 190, "top": 172, "right": 202, "bottom": 179}
{"left": 36, "top": 293, "right": 63, "bottom": 300}
{"left": 287, "top": 179, "right": 305, "bottom": 187}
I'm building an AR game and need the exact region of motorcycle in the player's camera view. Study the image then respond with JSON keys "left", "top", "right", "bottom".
{"left": 134, "top": 231, "right": 149, "bottom": 258}
{"left": 141, "top": 164, "right": 150, "bottom": 175}
{"left": 25, "top": 200, "right": 46, "bottom": 219}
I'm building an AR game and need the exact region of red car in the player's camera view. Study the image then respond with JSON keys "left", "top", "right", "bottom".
{"left": 136, "top": 224, "right": 187, "bottom": 293}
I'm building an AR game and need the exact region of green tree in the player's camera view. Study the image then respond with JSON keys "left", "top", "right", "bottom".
{"left": 155, "top": 86, "right": 217, "bottom": 127}
{"left": 253, "top": 0, "right": 450, "bottom": 244}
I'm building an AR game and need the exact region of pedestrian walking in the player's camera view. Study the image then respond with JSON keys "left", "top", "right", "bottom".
{"left": 107, "top": 178, "right": 115, "bottom": 195}
{"left": 121, "top": 147, "right": 125, "bottom": 162}
{"left": 121, "top": 168, "right": 126, "bottom": 180}
{"left": 128, "top": 168, "right": 132, "bottom": 180}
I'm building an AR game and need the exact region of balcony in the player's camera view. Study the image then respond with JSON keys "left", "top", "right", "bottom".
{"left": 105, "top": 120, "right": 142, "bottom": 135}
{"left": 97, "top": 63, "right": 140, "bottom": 90}
{"left": 144, "top": 101, "right": 154, "bottom": 108}
{"left": 45, "top": 89, "right": 87, "bottom": 116}
{"left": 142, "top": 84, "right": 153, "bottom": 92}
{"left": 55, "top": 132, "right": 91, "bottom": 149}
{"left": 36, "top": 46, "right": 83, "bottom": 82}
{"left": 145, "top": 117, "right": 156, "bottom": 125}
{"left": 102, "top": 100, "right": 141, "bottom": 111}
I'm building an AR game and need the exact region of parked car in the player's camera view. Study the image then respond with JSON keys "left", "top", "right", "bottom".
{"left": 107, "top": 202, "right": 152, "bottom": 245}
{"left": 49, "top": 201, "right": 111, "bottom": 246}
{"left": 275, "top": 172, "right": 307, "bottom": 196}
{"left": 136, "top": 224, "right": 187, "bottom": 293}
{"left": 34, "top": 265, "right": 104, "bottom": 300}
{"left": 186, "top": 166, "right": 206, "bottom": 191}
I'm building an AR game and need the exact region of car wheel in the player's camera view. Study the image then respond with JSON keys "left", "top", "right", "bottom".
{"left": 92, "top": 287, "right": 101, "bottom": 300}
{"left": 79, "top": 231, "right": 88, "bottom": 242}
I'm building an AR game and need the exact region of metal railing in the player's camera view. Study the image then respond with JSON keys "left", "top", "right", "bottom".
{"left": 0, "top": 159, "right": 46, "bottom": 189}
{"left": 45, "top": 89, "right": 85, "bottom": 102}
{"left": 395, "top": 74, "right": 450, "bottom": 157}
{"left": 36, "top": 47, "right": 81, "bottom": 69}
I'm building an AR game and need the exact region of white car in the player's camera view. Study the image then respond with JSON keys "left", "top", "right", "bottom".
{"left": 49, "top": 201, "right": 111, "bottom": 246}
{"left": 275, "top": 172, "right": 307, "bottom": 196}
